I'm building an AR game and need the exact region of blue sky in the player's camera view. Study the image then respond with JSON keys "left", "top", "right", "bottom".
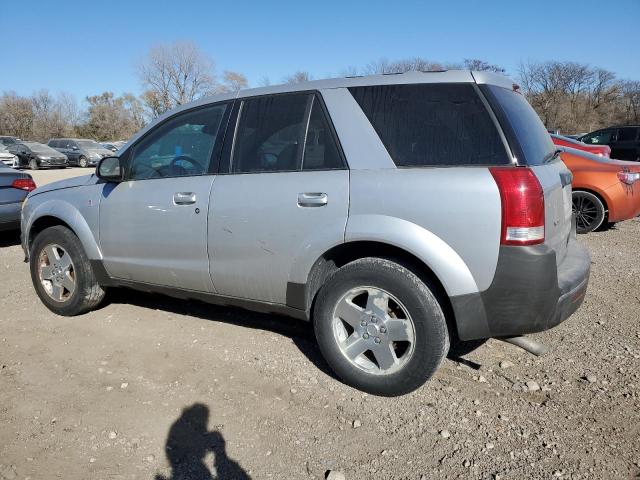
{"left": 3, "top": 0, "right": 639, "bottom": 100}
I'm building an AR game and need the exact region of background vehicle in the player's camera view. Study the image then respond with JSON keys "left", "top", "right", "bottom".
{"left": 48, "top": 138, "right": 113, "bottom": 167}
{"left": 580, "top": 126, "right": 640, "bottom": 161}
{"left": 8, "top": 142, "right": 68, "bottom": 169}
{"left": 101, "top": 143, "right": 118, "bottom": 152}
{"left": 0, "top": 145, "right": 18, "bottom": 167}
{"left": 0, "top": 163, "right": 35, "bottom": 231}
{"left": 551, "top": 133, "right": 610, "bottom": 157}
{"left": 561, "top": 146, "right": 640, "bottom": 233}
{"left": 0, "top": 136, "right": 20, "bottom": 147}
{"left": 21, "top": 71, "right": 590, "bottom": 396}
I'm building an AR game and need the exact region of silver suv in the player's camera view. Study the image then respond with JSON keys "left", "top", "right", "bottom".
{"left": 21, "top": 71, "right": 590, "bottom": 396}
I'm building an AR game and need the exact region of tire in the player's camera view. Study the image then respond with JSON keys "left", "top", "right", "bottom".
{"left": 313, "top": 257, "right": 449, "bottom": 396}
{"left": 573, "top": 191, "right": 606, "bottom": 234}
{"left": 30, "top": 225, "right": 105, "bottom": 316}
{"left": 29, "top": 158, "right": 39, "bottom": 170}
{"left": 78, "top": 156, "right": 88, "bottom": 168}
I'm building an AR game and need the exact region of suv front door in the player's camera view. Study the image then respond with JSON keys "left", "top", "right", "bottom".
{"left": 209, "top": 92, "right": 349, "bottom": 304}
{"left": 99, "top": 102, "right": 231, "bottom": 291}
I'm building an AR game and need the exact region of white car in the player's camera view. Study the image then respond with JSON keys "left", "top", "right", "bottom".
{"left": 0, "top": 145, "right": 18, "bottom": 168}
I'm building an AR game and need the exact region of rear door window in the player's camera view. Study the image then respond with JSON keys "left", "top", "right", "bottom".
{"left": 349, "top": 83, "right": 508, "bottom": 167}
{"left": 232, "top": 93, "right": 311, "bottom": 173}
{"left": 617, "top": 127, "right": 639, "bottom": 142}
{"left": 582, "top": 129, "right": 614, "bottom": 145}
{"left": 302, "top": 95, "right": 344, "bottom": 171}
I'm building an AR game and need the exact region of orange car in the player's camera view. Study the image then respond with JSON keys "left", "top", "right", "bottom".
{"left": 561, "top": 146, "right": 640, "bottom": 233}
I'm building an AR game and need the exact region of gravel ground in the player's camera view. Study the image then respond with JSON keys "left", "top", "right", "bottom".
{"left": 1, "top": 170, "right": 639, "bottom": 479}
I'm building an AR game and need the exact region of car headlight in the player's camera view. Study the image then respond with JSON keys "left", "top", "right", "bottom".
{"left": 39, "top": 156, "right": 51, "bottom": 160}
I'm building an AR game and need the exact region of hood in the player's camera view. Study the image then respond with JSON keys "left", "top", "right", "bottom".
{"left": 28, "top": 173, "right": 98, "bottom": 197}
{"left": 0, "top": 152, "right": 15, "bottom": 159}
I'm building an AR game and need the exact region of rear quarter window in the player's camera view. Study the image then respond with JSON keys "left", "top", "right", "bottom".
{"left": 349, "top": 83, "right": 508, "bottom": 167}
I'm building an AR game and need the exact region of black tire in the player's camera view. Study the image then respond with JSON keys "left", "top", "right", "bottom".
{"left": 573, "top": 191, "right": 606, "bottom": 234}
{"left": 30, "top": 225, "right": 105, "bottom": 316}
{"left": 29, "top": 158, "right": 39, "bottom": 170}
{"left": 313, "top": 257, "right": 449, "bottom": 396}
{"left": 78, "top": 156, "right": 88, "bottom": 168}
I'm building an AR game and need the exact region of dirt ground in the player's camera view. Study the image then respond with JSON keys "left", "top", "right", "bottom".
{"left": 1, "top": 168, "right": 639, "bottom": 480}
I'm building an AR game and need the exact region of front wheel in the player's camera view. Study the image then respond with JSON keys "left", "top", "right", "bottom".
{"left": 29, "top": 158, "right": 39, "bottom": 170}
{"left": 573, "top": 191, "right": 606, "bottom": 234}
{"left": 313, "top": 258, "right": 449, "bottom": 396}
{"left": 30, "top": 226, "right": 105, "bottom": 316}
{"left": 78, "top": 156, "right": 88, "bottom": 168}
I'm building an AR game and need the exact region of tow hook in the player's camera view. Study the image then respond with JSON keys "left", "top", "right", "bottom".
{"left": 499, "top": 336, "right": 549, "bottom": 356}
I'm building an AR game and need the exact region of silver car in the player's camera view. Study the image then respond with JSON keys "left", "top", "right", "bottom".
{"left": 21, "top": 71, "right": 590, "bottom": 396}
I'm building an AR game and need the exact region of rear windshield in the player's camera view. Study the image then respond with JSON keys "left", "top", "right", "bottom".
{"left": 349, "top": 83, "right": 509, "bottom": 167}
{"left": 481, "top": 85, "right": 556, "bottom": 165}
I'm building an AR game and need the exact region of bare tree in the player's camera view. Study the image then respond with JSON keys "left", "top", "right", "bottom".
{"left": 218, "top": 70, "right": 249, "bottom": 93}
{"left": 463, "top": 59, "right": 505, "bottom": 73}
{"left": 283, "top": 71, "right": 313, "bottom": 84}
{"left": 138, "top": 41, "right": 216, "bottom": 116}
{"left": 362, "top": 57, "right": 444, "bottom": 75}
{"left": 0, "top": 92, "right": 33, "bottom": 139}
{"left": 78, "top": 92, "right": 145, "bottom": 141}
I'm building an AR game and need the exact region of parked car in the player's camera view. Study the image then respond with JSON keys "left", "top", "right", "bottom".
{"left": 101, "top": 143, "right": 119, "bottom": 152}
{"left": 0, "top": 162, "right": 35, "bottom": 231}
{"left": 8, "top": 142, "right": 68, "bottom": 169}
{"left": 551, "top": 133, "right": 610, "bottom": 157}
{"left": 579, "top": 125, "right": 640, "bottom": 161}
{"left": 0, "top": 136, "right": 20, "bottom": 147}
{"left": 47, "top": 138, "right": 114, "bottom": 167}
{"left": 560, "top": 146, "right": 640, "bottom": 233}
{"left": 0, "top": 145, "right": 18, "bottom": 167}
{"left": 21, "top": 71, "right": 590, "bottom": 396}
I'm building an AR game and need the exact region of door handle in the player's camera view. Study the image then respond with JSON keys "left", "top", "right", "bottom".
{"left": 173, "top": 192, "right": 196, "bottom": 205}
{"left": 297, "top": 192, "right": 328, "bottom": 207}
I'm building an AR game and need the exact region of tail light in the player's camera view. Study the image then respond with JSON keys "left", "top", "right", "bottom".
{"left": 489, "top": 167, "right": 545, "bottom": 246}
{"left": 617, "top": 171, "right": 640, "bottom": 185}
{"left": 11, "top": 178, "right": 36, "bottom": 192}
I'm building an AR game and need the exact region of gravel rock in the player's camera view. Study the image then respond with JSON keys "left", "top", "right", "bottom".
{"left": 439, "top": 430, "right": 451, "bottom": 439}
{"left": 325, "top": 470, "right": 346, "bottom": 480}
{"left": 499, "top": 360, "right": 515, "bottom": 369}
{"left": 525, "top": 381, "right": 540, "bottom": 391}
{"left": 352, "top": 419, "right": 361, "bottom": 429}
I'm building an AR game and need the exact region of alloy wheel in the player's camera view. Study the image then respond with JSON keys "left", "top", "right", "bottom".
{"left": 572, "top": 192, "right": 604, "bottom": 233}
{"left": 331, "top": 287, "right": 416, "bottom": 375}
{"left": 38, "top": 244, "right": 76, "bottom": 302}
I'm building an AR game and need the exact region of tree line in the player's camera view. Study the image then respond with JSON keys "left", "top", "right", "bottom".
{"left": 1, "top": 41, "right": 638, "bottom": 143}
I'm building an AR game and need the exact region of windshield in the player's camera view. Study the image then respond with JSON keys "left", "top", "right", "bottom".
{"left": 482, "top": 85, "right": 556, "bottom": 165}
{"left": 77, "top": 140, "right": 104, "bottom": 149}
{"left": 25, "top": 143, "right": 59, "bottom": 154}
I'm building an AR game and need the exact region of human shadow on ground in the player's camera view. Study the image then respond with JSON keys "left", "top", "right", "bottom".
{"left": 104, "top": 288, "right": 337, "bottom": 380}
{"left": 155, "top": 403, "right": 250, "bottom": 480}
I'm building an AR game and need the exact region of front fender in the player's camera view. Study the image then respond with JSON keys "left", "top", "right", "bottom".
{"left": 345, "top": 215, "right": 479, "bottom": 297}
{"left": 23, "top": 197, "right": 102, "bottom": 261}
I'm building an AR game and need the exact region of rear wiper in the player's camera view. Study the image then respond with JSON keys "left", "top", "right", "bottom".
{"left": 543, "top": 149, "right": 563, "bottom": 164}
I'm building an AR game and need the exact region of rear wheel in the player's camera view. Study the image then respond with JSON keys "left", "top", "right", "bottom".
{"left": 30, "top": 226, "right": 105, "bottom": 316}
{"left": 313, "top": 258, "right": 449, "bottom": 396}
{"left": 573, "top": 191, "right": 606, "bottom": 234}
{"left": 78, "top": 156, "right": 88, "bottom": 168}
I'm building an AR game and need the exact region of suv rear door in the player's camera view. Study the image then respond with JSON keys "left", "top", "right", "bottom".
{"left": 208, "top": 92, "right": 348, "bottom": 304}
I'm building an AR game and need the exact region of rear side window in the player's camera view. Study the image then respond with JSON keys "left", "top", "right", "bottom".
{"left": 349, "top": 83, "right": 508, "bottom": 167}
{"left": 481, "top": 85, "right": 556, "bottom": 165}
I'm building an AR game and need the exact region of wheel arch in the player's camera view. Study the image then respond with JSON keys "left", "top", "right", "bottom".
{"left": 289, "top": 240, "right": 464, "bottom": 339}
{"left": 572, "top": 186, "right": 610, "bottom": 219}
{"left": 26, "top": 202, "right": 102, "bottom": 261}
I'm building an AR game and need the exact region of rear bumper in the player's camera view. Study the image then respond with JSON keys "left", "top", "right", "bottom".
{"left": 605, "top": 181, "right": 640, "bottom": 223}
{"left": 0, "top": 202, "right": 22, "bottom": 231}
{"left": 451, "top": 236, "right": 590, "bottom": 341}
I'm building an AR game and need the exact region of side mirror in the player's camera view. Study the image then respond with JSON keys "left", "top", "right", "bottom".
{"left": 96, "top": 156, "right": 123, "bottom": 182}
{"left": 72, "top": 146, "right": 79, "bottom": 150}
